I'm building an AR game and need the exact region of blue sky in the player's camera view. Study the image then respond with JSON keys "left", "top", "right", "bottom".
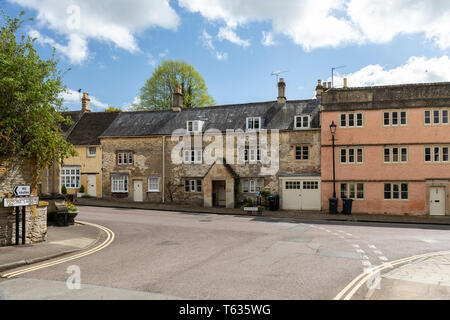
{"left": 3, "top": 0, "right": 450, "bottom": 111}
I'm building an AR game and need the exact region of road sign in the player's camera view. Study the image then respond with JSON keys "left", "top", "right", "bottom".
{"left": 3, "top": 197, "right": 39, "bottom": 208}
{"left": 13, "top": 186, "right": 31, "bottom": 197}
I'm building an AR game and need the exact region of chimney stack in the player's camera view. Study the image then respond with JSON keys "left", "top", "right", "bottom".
{"left": 343, "top": 78, "right": 348, "bottom": 88}
{"left": 277, "top": 78, "right": 286, "bottom": 104}
{"left": 81, "top": 93, "right": 91, "bottom": 112}
{"left": 315, "top": 80, "right": 324, "bottom": 98}
{"left": 173, "top": 85, "right": 183, "bottom": 112}
{"left": 327, "top": 81, "right": 332, "bottom": 89}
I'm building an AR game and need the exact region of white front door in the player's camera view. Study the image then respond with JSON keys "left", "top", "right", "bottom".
{"left": 87, "top": 174, "right": 96, "bottom": 197}
{"left": 133, "top": 180, "right": 143, "bottom": 202}
{"left": 430, "top": 187, "right": 445, "bottom": 216}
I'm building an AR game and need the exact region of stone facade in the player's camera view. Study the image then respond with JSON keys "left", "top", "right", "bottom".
{"left": 0, "top": 159, "right": 47, "bottom": 246}
{"left": 101, "top": 128, "right": 321, "bottom": 209}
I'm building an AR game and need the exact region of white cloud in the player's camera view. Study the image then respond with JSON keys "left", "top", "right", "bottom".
{"left": 61, "top": 89, "right": 109, "bottom": 110}
{"left": 261, "top": 31, "right": 276, "bottom": 46}
{"left": 199, "top": 30, "right": 228, "bottom": 60}
{"left": 329, "top": 56, "right": 450, "bottom": 88}
{"left": 217, "top": 26, "right": 250, "bottom": 47}
{"left": 12, "top": 0, "right": 180, "bottom": 63}
{"left": 179, "top": 0, "right": 450, "bottom": 50}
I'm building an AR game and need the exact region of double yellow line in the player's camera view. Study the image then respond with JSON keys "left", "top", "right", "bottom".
{"left": 1, "top": 221, "right": 115, "bottom": 279}
{"left": 334, "top": 249, "right": 450, "bottom": 300}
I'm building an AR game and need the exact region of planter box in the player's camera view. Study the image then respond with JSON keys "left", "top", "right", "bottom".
{"left": 244, "top": 207, "right": 259, "bottom": 212}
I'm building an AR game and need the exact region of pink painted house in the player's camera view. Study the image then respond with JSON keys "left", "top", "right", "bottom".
{"left": 320, "top": 81, "right": 450, "bottom": 216}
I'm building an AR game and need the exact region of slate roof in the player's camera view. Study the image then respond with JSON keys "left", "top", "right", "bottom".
{"left": 101, "top": 99, "right": 321, "bottom": 137}
{"left": 66, "top": 112, "right": 121, "bottom": 146}
{"left": 60, "top": 111, "right": 84, "bottom": 135}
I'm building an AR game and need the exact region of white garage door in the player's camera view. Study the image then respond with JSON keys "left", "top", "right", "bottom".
{"left": 282, "top": 179, "right": 321, "bottom": 210}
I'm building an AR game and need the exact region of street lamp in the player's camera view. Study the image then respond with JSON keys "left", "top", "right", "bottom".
{"left": 330, "top": 121, "right": 337, "bottom": 198}
{"left": 329, "top": 121, "right": 338, "bottom": 214}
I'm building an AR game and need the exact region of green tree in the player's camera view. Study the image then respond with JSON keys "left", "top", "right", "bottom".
{"left": 0, "top": 11, "right": 76, "bottom": 190}
{"left": 105, "top": 106, "right": 122, "bottom": 112}
{"left": 133, "top": 59, "right": 215, "bottom": 110}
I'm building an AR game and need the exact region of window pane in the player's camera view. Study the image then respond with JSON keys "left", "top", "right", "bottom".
{"left": 434, "top": 110, "right": 440, "bottom": 124}
{"left": 384, "top": 148, "right": 390, "bottom": 162}
{"left": 400, "top": 112, "right": 407, "bottom": 125}
{"left": 247, "top": 118, "right": 253, "bottom": 129}
{"left": 424, "top": 111, "right": 431, "bottom": 124}
{"left": 401, "top": 148, "right": 408, "bottom": 162}
{"left": 254, "top": 118, "right": 260, "bottom": 129}
{"left": 392, "top": 112, "right": 398, "bottom": 125}
{"left": 384, "top": 184, "right": 391, "bottom": 199}
{"left": 384, "top": 112, "right": 390, "bottom": 126}
{"left": 303, "top": 146, "right": 309, "bottom": 160}
{"left": 340, "top": 184, "right": 347, "bottom": 199}
{"left": 392, "top": 148, "right": 399, "bottom": 162}
{"left": 197, "top": 180, "right": 202, "bottom": 192}
{"left": 250, "top": 180, "right": 255, "bottom": 193}
{"left": 243, "top": 181, "right": 249, "bottom": 192}
{"left": 357, "top": 149, "right": 363, "bottom": 163}
{"left": 340, "top": 114, "right": 346, "bottom": 127}
{"left": 357, "top": 113, "right": 363, "bottom": 126}
{"left": 185, "top": 180, "right": 189, "bottom": 192}
{"left": 425, "top": 147, "right": 431, "bottom": 162}
{"left": 443, "top": 110, "right": 449, "bottom": 124}
{"left": 443, "top": 147, "right": 449, "bottom": 162}
{"left": 348, "top": 114, "right": 354, "bottom": 127}
{"left": 129, "top": 153, "right": 133, "bottom": 164}
{"left": 349, "top": 184, "right": 355, "bottom": 199}
{"left": 401, "top": 184, "right": 408, "bottom": 199}
{"left": 434, "top": 147, "right": 440, "bottom": 162}
{"left": 296, "top": 146, "right": 301, "bottom": 160}
{"left": 302, "top": 116, "right": 309, "bottom": 128}
{"left": 348, "top": 149, "right": 355, "bottom": 163}
{"left": 190, "top": 180, "right": 195, "bottom": 192}
{"left": 357, "top": 184, "right": 364, "bottom": 199}
{"left": 256, "top": 180, "right": 263, "bottom": 191}
{"left": 341, "top": 149, "right": 347, "bottom": 163}
{"left": 393, "top": 184, "right": 399, "bottom": 199}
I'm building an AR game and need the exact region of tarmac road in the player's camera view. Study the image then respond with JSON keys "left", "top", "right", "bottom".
{"left": 2, "top": 206, "right": 450, "bottom": 300}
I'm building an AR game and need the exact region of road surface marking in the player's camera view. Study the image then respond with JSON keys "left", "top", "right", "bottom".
{"left": 1, "top": 221, "right": 115, "bottom": 279}
{"left": 334, "top": 249, "right": 450, "bottom": 300}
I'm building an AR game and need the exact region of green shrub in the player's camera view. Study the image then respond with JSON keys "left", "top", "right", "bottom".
{"left": 79, "top": 185, "right": 85, "bottom": 193}
{"left": 61, "top": 186, "right": 67, "bottom": 195}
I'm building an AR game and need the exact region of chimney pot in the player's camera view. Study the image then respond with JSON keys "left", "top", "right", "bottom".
{"left": 315, "top": 80, "right": 324, "bottom": 98}
{"left": 173, "top": 85, "right": 183, "bottom": 112}
{"left": 328, "top": 82, "right": 332, "bottom": 89}
{"left": 81, "top": 93, "right": 91, "bottom": 112}
{"left": 277, "top": 78, "right": 286, "bottom": 104}
{"left": 343, "top": 78, "right": 348, "bottom": 88}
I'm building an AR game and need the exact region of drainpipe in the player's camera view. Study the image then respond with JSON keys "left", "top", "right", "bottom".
{"left": 162, "top": 135, "right": 165, "bottom": 203}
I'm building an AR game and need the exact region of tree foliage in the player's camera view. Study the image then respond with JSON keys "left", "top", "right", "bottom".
{"left": 105, "top": 106, "right": 122, "bottom": 112}
{"left": 0, "top": 11, "right": 76, "bottom": 188}
{"left": 133, "top": 59, "right": 215, "bottom": 110}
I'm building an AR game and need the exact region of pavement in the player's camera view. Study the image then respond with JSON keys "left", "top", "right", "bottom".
{"left": 369, "top": 253, "right": 450, "bottom": 300}
{"left": 0, "top": 222, "right": 101, "bottom": 273}
{"left": 75, "top": 197, "right": 450, "bottom": 226}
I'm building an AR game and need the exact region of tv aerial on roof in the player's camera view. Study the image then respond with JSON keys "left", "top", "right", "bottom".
{"left": 271, "top": 70, "right": 288, "bottom": 84}
{"left": 331, "top": 66, "right": 345, "bottom": 88}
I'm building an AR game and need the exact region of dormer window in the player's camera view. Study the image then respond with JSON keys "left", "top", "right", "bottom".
{"left": 295, "top": 115, "right": 310, "bottom": 129}
{"left": 187, "top": 120, "right": 203, "bottom": 133}
{"left": 246, "top": 117, "right": 262, "bottom": 130}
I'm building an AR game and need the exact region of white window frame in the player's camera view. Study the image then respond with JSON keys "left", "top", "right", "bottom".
{"left": 117, "top": 151, "right": 133, "bottom": 166}
{"left": 184, "top": 149, "right": 202, "bottom": 164}
{"left": 61, "top": 166, "right": 81, "bottom": 189}
{"left": 246, "top": 117, "right": 262, "bottom": 130}
{"left": 111, "top": 175, "right": 128, "bottom": 193}
{"left": 340, "top": 147, "right": 363, "bottom": 164}
{"left": 186, "top": 120, "right": 203, "bottom": 133}
{"left": 184, "top": 179, "right": 202, "bottom": 193}
{"left": 384, "top": 111, "right": 407, "bottom": 127}
{"left": 340, "top": 113, "right": 363, "bottom": 128}
{"left": 384, "top": 147, "right": 408, "bottom": 163}
{"left": 294, "top": 115, "right": 311, "bottom": 129}
{"left": 425, "top": 146, "right": 450, "bottom": 163}
{"left": 384, "top": 183, "right": 408, "bottom": 200}
{"left": 340, "top": 183, "right": 364, "bottom": 200}
{"left": 242, "top": 179, "right": 263, "bottom": 193}
{"left": 87, "top": 146, "right": 97, "bottom": 157}
{"left": 148, "top": 177, "right": 159, "bottom": 192}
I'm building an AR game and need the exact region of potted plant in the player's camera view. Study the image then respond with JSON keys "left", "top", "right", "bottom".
{"left": 66, "top": 201, "right": 79, "bottom": 225}
{"left": 243, "top": 197, "right": 259, "bottom": 213}
{"left": 77, "top": 185, "right": 86, "bottom": 198}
